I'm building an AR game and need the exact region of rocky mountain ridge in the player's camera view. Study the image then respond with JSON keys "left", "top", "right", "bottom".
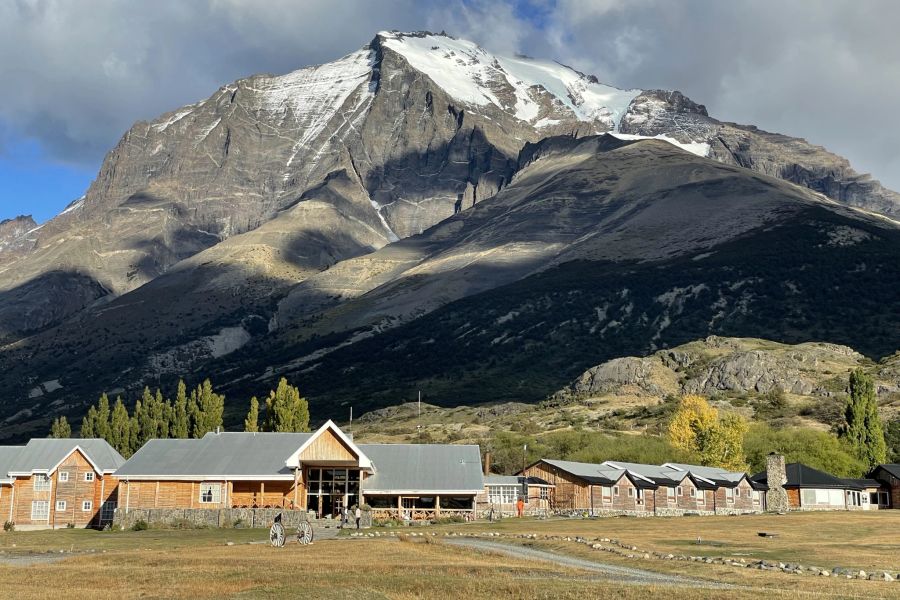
{"left": 2, "top": 31, "right": 900, "bottom": 439}
{"left": 351, "top": 336, "right": 900, "bottom": 445}
{"left": 3, "top": 31, "right": 899, "bottom": 341}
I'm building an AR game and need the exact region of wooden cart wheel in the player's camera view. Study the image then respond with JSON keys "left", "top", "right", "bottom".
{"left": 296, "top": 520, "right": 314, "bottom": 545}
{"left": 269, "top": 522, "right": 285, "bottom": 547}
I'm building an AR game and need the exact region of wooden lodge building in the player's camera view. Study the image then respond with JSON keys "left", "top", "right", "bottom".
{"left": 751, "top": 462, "right": 889, "bottom": 511}
{"left": 519, "top": 458, "right": 762, "bottom": 515}
{"left": 0, "top": 439, "right": 124, "bottom": 529}
{"left": 114, "top": 421, "right": 484, "bottom": 521}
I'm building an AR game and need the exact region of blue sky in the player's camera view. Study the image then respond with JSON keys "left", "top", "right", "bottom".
{"left": 0, "top": 139, "right": 93, "bottom": 223}
{"left": 2, "top": 0, "right": 899, "bottom": 224}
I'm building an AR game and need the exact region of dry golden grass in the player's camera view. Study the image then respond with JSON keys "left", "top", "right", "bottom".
{"left": 431, "top": 511, "right": 900, "bottom": 571}
{"left": 1, "top": 515, "right": 899, "bottom": 599}
{"left": 0, "top": 533, "right": 765, "bottom": 600}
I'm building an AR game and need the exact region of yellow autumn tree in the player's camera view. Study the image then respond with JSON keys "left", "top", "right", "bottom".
{"left": 667, "top": 395, "right": 748, "bottom": 470}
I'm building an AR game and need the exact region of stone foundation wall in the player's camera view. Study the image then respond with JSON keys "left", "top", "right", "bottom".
{"left": 113, "top": 507, "right": 373, "bottom": 529}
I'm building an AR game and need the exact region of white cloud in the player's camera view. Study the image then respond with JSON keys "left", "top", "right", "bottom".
{"left": 1, "top": 0, "right": 899, "bottom": 193}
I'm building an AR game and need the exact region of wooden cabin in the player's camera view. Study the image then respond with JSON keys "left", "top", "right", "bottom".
{"left": 751, "top": 463, "right": 881, "bottom": 511}
{"left": 115, "top": 421, "right": 484, "bottom": 521}
{"left": 868, "top": 464, "right": 900, "bottom": 509}
{"left": 521, "top": 458, "right": 762, "bottom": 515}
{"left": 0, "top": 439, "right": 123, "bottom": 529}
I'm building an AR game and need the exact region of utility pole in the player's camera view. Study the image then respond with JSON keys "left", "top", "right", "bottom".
{"left": 349, "top": 406, "right": 353, "bottom": 435}
{"left": 522, "top": 444, "right": 527, "bottom": 474}
{"left": 416, "top": 390, "right": 422, "bottom": 432}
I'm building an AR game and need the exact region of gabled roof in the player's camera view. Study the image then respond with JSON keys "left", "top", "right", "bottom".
{"left": 870, "top": 464, "right": 900, "bottom": 480}
{"left": 0, "top": 446, "right": 23, "bottom": 484}
{"left": 284, "top": 420, "right": 372, "bottom": 470}
{"left": 751, "top": 463, "right": 858, "bottom": 490}
{"left": 662, "top": 463, "right": 746, "bottom": 487}
{"left": 6, "top": 439, "right": 124, "bottom": 476}
{"left": 535, "top": 459, "right": 626, "bottom": 484}
{"left": 603, "top": 461, "right": 695, "bottom": 487}
{"left": 841, "top": 478, "right": 882, "bottom": 489}
{"left": 115, "top": 433, "right": 313, "bottom": 480}
{"left": 360, "top": 444, "right": 484, "bottom": 494}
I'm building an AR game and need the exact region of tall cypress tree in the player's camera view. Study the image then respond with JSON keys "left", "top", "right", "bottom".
{"left": 843, "top": 369, "right": 887, "bottom": 469}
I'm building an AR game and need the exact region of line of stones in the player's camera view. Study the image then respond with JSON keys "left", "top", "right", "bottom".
{"left": 348, "top": 530, "right": 898, "bottom": 583}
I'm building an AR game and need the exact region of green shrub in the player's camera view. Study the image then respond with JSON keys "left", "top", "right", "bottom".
{"left": 131, "top": 519, "right": 149, "bottom": 531}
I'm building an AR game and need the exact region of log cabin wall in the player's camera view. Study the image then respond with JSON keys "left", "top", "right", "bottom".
{"left": 122, "top": 480, "right": 297, "bottom": 510}
{"left": 522, "top": 462, "right": 591, "bottom": 510}
{"left": 0, "top": 484, "right": 11, "bottom": 523}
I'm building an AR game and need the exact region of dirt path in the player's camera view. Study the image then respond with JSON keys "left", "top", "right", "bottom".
{"left": 445, "top": 538, "right": 733, "bottom": 589}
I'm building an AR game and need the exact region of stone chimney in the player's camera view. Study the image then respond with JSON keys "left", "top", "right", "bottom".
{"left": 483, "top": 452, "right": 492, "bottom": 476}
{"left": 765, "top": 452, "right": 789, "bottom": 513}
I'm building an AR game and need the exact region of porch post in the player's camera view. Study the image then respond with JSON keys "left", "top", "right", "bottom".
{"left": 293, "top": 467, "right": 300, "bottom": 510}
{"left": 260, "top": 482, "right": 265, "bottom": 507}
{"left": 436, "top": 495, "right": 441, "bottom": 517}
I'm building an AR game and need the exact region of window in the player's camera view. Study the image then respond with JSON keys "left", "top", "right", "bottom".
{"left": 752, "top": 490, "right": 761, "bottom": 504}
{"left": 34, "top": 473, "right": 51, "bottom": 491}
{"left": 666, "top": 487, "right": 675, "bottom": 502}
{"left": 613, "top": 486, "right": 619, "bottom": 497}
{"left": 31, "top": 500, "right": 50, "bottom": 521}
{"left": 676, "top": 486, "right": 683, "bottom": 496}
{"left": 487, "top": 485, "right": 517, "bottom": 504}
{"left": 538, "top": 487, "right": 549, "bottom": 500}
{"left": 689, "top": 487, "right": 696, "bottom": 498}
{"left": 635, "top": 488, "right": 644, "bottom": 504}
{"left": 725, "top": 487, "right": 734, "bottom": 503}
{"left": 697, "top": 491, "right": 705, "bottom": 504}
{"left": 601, "top": 486, "right": 612, "bottom": 500}
{"left": 879, "top": 492, "right": 889, "bottom": 506}
{"left": 84, "top": 472, "right": 95, "bottom": 482}
{"left": 82, "top": 500, "right": 93, "bottom": 512}
{"left": 56, "top": 500, "right": 67, "bottom": 511}
{"left": 100, "top": 501, "right": 117, "bottom": 522}
{"left": 58, "top": 472, "right": 69, "bottom": 483}
{"left": 627, "top": 487, "right": 634, "bottom": 497}
{"left": 199, "top": 482, "right": 223, "bottom": 504}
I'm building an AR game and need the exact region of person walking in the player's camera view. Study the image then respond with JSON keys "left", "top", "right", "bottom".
{"left": 516, "top": 497, "right": 524, "bottom": 518}
{"left": 355, "top": 505, "right": 362, "bottom": 530}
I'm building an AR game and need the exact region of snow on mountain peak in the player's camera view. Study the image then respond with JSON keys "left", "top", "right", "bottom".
{"left": 378, "top": 31, "right": 641, "bottom": 131}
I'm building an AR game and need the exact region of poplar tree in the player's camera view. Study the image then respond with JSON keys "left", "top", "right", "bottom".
{"left": 244, "top": 396, "right": 260, "bottom": 432}
{"left": 109, "top": 396, "right": 133, "bottom": 457}
{"left": 171, "top": 379, "right": 190, "bottom": 438}
{"left": 95, "top": 393, "right": 111, "bottom": 441}
{"left": 81, "top": 405, "right": 98, "bottom": 438}
{"left": 49, "top": 416, "right": 71, "bottom": 438}
{"left": 190, "top": 379, "right": 224, "bottom": 437}
{"left": 842, "top": 369, "right": 887, "bottom": 468}
{"left": 264, "top": 378, "right": 310, "bottom": 432}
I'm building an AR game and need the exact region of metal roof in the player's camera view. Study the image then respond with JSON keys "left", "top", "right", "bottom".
{"left": 751, "top": 463, "right": 859, "bottom": 490}
{"left": 115, "top": 432, "right": 314, "bottom": 479}
{"left": 484, "top": 475, "right": 554, "bottom": 487}
{"left": 0, "top": 446, "right": 22, "bottom": 483}
{"left": 602, "top": 461, "right": 688, "bottom": 486}
{"left": 663, "top": 463, "right": 747, "bottom": 486}
{"left": 871, "top": 464, "right": 900, "bottom": 480}
{"left": 6, "top": 439, "right": 124, "bottom": 475}
{"left": 360, "top": 444, "right": 484, "bottom": 493}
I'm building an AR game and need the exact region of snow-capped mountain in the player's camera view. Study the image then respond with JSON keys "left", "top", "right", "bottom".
{"left": 2, "top": 31, "right": 899, "bottom": 439}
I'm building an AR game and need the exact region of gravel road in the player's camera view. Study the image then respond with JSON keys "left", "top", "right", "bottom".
{"left": 445, "top": 538, "right": 733, "bottom": 589}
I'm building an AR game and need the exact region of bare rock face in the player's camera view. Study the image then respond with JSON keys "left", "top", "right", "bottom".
{"left": 0, "top": 215, "right": 37, "bottom": 263}
{"left": 562, "top": 336, "right": 877, "bottom": 402}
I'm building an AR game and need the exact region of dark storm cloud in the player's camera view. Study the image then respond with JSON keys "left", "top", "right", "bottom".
{"left": 2, "top": 0, "right": 898, "bottom": 191}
